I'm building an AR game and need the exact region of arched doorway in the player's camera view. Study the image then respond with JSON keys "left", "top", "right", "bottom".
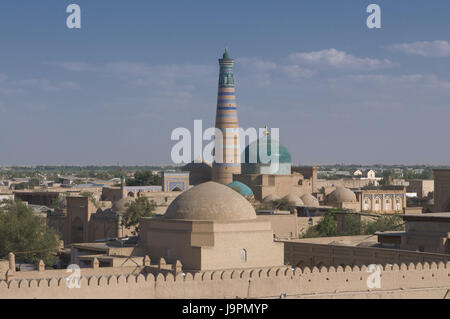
{"left": 374, "top": 198, "right": 381, "bottom": 212}
{"left": 395, "top": 197, "right": 402, "bottom": 211}
{"left": 363, "top": 198, "right": 371, "bottom": 211}
{"left": 385, "top": 197, "right": 392, "bottom": 211}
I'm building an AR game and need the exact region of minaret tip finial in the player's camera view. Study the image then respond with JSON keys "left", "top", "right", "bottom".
{"left": 222, "top": 47, "right": 231, "bottom": 59}
{"left": 264, "top": 125, "right": 270, "bottom": 136}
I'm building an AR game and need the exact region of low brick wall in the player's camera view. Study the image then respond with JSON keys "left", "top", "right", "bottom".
{"left": 283, "top": 240, "right": 450, "bottom": 268}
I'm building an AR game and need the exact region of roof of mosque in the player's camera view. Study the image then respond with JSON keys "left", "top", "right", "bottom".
{"left": 282, "top": 194, "right": 304, "bottom": 206}
{"left": 300, "top": 193, "right": 320, "bottom": 207}
{"left": 112, "top": 197, "right": 135, "bottom": 214}
{"left": 262, "top": 194, "right": 280, "bottom": 203}
{"left": 243, "top": 136, "right": 291, "bottom": 165}
{"left": 227, "top": 181, "right": 254, "bottom": 196}
{"left": 327, "top": 186, "right": 357, "bottom": 203}
{"left": 164, "top": 181, "right": 256, "bottom": 221}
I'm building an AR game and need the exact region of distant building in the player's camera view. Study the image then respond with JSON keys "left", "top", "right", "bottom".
{"left": 234, "top": 134, "right": 317, "bottom": 201}
{"left": 47, "top": 196, "right": 131, "bottom": 245}
{"left": 377, "top": 213, "right": 450, "bottom": 254}
{"left": 324, "top": 185, "right": 406, "bottom": 214}
{"left": 352, "top": 169, "right": 382, "bottom": 185}
{"left": 13, "top": 191, "right": 60, "bottom": 207}
{"left": 433, "top": 169, "right": 450, "bottom": 212}
{"left": 407, "top": 179, "right": 434, "bottom": 199}
{"left": 0, "top": 193, "right": 14, "bottom": 205}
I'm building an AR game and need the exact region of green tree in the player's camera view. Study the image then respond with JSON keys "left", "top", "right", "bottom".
{"left": 50, "top": 194, "right": 65, "bottom": 209}
{"left": 341, "top": 214, "right": 363, "bottom": 236}
{"left": 315, "top": 213, "right": 337, "bottom": 236}
{"left": 302, "top": 213, "right": 337, "bottom": 238}
{"left": 80, "top": 191, "right": 102, "bottom": 209}
{"left": 301, "top": 212, "right": 403, "bottom": 238}
{"left": 126, "top": 171, "right": 161, "bottom": 186}
{"left": 121, "top": 197, "right": 157, "bottom": 235}
{"left": 271, "top": 198, "right": 291, "bottom": 211}
{"left": 0, "top": 200, "right": 60, "bottom": 266}
{"left": 363, "top": 214, "right": 403, "bottom": 234}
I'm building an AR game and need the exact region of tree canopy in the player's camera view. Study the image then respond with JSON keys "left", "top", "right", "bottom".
{"left": 302, "top": 212, "right": 403, "bottom": 238}
{"left": 121, "top": 197, "right": 157, "bottom": 235}
{"left": 268, "top": 198, "right": 292, "bottom": 211}
{"left": 126, "top": 171, "right": 161, "bottom": 186}
{"left": 0, "top": 200, "right": 61, "bottom": 266}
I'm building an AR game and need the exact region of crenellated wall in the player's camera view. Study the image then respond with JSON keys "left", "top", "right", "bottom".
{"left": 1, "top": 262, "right": 450, "bottom": 299}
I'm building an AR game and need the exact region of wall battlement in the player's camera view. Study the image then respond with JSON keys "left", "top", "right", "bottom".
{"left": 1, "top": 261, "right": 449, "bottom": 299}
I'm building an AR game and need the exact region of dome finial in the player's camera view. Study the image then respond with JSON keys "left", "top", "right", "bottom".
{"left": 222, "top": 47, "right": 231, "bottom": 59}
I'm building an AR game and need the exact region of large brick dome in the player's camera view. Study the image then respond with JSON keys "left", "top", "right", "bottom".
{"left": 164, "top": 181, "right": 256, "bottom": 221}
{"left": 327, "top": 186, "right": 357, "bottom": 204}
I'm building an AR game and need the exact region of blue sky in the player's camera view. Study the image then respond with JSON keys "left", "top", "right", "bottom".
{"left": 0, "top": 0, "right": 449, "bottom": 165}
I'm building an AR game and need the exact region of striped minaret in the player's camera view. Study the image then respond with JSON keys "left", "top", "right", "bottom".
{"left": 211, "top": 48, "right": 241, "bottom": 184}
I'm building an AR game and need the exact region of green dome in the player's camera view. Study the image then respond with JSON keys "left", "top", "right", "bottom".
{"left": 243, "top": 136, "right": 291, "bottom": 165}
{"left": 227, "top": 181, "right": 254, "bottom": 196}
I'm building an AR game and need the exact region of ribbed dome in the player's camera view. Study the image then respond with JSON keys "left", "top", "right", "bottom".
{"left": 327, "top": 187, "right": 357, "bottom": 203}
{"left": 164, "top": 181, "right": 256, "bottom": 221}
{"left": 243, "top": 136, "right": 291, "bottom": 164}
{"left": 282, "top": 194, "right": 304, "bottom": 207}
{"left": 262, "top": 194, "right": 280, "bottom": 203}
{"left": 227, "top": 181, "right": 254, "bottom": 196}
{"left": 112, "top": 197, "right": 135, "bottom": 214}
{"left": 301, "top": 194, "right": 320, "bottom": 207}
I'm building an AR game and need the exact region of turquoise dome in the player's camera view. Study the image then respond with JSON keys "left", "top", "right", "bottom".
{"left": 227, "top": 181, "right": 254, "bottom": 196}
{"left": 243, "top": 136, "right": 291, "bottom": 165}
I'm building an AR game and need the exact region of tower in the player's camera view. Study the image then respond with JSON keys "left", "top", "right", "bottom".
{"left": 212, "top": 48, "right": 241, "bottom": 184}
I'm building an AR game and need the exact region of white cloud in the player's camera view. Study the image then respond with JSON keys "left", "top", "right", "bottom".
{"left": 237, "top": 57, "right": 277, "bottom": 73}
{"left": 287, "top": 48, "right": 392, "bottom": 70}
{"left": 13, "top": 79, "right": 79, "bottom": 92}
{"left": 235, "top": 57, "right": 277, "bottom": 88}
{"left": 387, "top": 40, "right": 450, "bottom": 57}
{"left": 0, "top": 75, "right": 79, "bottom": 96}
{"left": 48, "top": 61, "right": 96, "bottom": 72}
{"left": 346, "top": 73, "right": 450, "bottom": 89}
{"left": 280, "top": 65, "right": 315, "bottom": 79}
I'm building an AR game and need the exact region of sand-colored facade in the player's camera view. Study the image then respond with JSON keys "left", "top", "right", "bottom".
{"left": 433, "top": 169, "right": 450, "bottom": 212}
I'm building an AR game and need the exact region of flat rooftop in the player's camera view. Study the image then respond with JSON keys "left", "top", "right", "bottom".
{"left": 375, "top": 231, "right": 406, "bottom": 237}
{"left": 403, "top": 212, "right": 450, "bottom": 222}
{"left": 282, "top": 235, "right": 378, "bottom": 247}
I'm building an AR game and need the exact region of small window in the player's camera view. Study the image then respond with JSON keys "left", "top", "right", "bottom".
{"left": 240, "top": 249, "right": 247, "bottom": 262}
